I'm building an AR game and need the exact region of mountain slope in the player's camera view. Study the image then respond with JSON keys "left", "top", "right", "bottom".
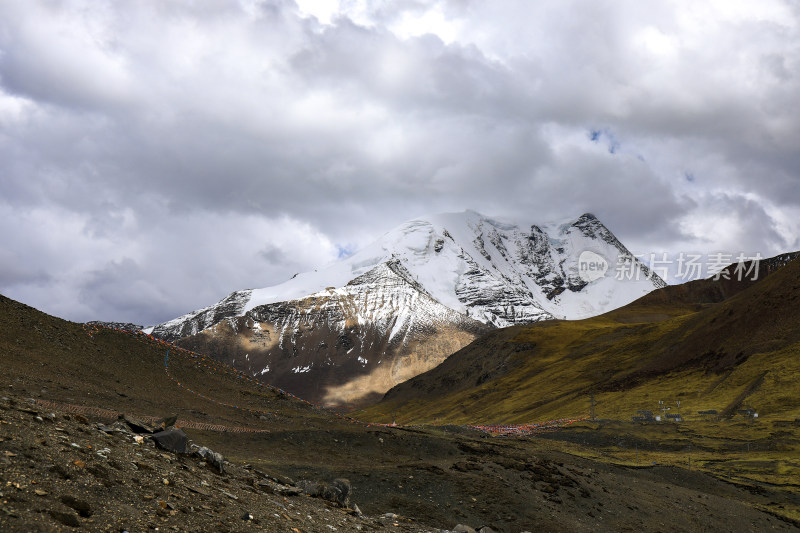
{"left": 176, "top": 260, "right": 488, "bottom": 405}
{"left": 150, "top": 210, "right": 665, "bottom": 406}
{"left": 367, "top": 253, "right": 800, "bottom": 424}
{"left": 4, "top": 293, "right": 797, "bottom": 532}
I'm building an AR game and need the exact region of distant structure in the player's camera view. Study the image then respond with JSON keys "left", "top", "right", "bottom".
{"left": 666, "top": 400, "right": 683, "bottom": 422}
{"left": 633, "top": 401, "right": 684, "bottom": 423}
{"left": 658, "top": 400, "right": 669, "bottom": 421}
{"left": 737, "top": 407, "right": 758, "bottom": 419}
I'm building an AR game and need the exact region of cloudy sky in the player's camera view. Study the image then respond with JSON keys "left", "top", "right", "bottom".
{"left": 1, "top": 0, "right": 799, "bottom": 325}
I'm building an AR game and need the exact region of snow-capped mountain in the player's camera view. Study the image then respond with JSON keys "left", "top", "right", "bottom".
{"left": 150, "top": 210, "right": 664, "bottom": 406}
{"left": 174, "top": 260, "right": 488, "bottom": 406}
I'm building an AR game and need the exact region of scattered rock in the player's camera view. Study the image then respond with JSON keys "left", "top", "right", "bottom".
{"left": 151, "top": 427, "right": 190, "bottom": 454}
{"left": 155, "top": 414, "right": 179, "bottom": 429}
{"left": 242, "top": 511, "right": 254, "bottom": 520}
{"left": 297, "top": 479, "right": 322, "bottom": 495}
{"left": 277, "top": 485, "right": 303, "bottom": 497}
{"left": 323, "top": 478, "right": 352, "bottom": 507}
{"left": 96, "top": 423, "right": 124, "bottom": 434}
{"left": 194, "top": 446, "right": 225, "bottom": 473}
{"left": 453, "top": 525, "right": 477, "bottom": 533}
{"left": 119, "top": 414, "right": 155, "bottom": 434}
{"left": 298, "top": 478, "right": 351, "bottom": 508}
{"left": 95, "top": 447, "right": 111, "bottom": 458}
{"left": 258, "top": 470, "right": 294, "bottom": 486}
{"left": 187, "top": 485, "right": 211, "bottom": 496}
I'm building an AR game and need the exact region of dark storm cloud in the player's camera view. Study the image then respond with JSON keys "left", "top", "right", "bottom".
{"left": 77, "top": 257, "right": 165, "bottom": 325}
{"left": 0, "top": 0, "right": 798, "bottom": 324}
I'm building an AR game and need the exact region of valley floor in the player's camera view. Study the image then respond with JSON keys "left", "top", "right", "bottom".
{"left": 3, "top": 373, "right": 799, "bottom": 532}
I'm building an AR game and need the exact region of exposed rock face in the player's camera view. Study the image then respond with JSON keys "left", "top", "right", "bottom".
{"left": 177, "top": 261, "right": 488, "bottom": 406}
{"left": 85, "top": 321, "right": 144, "bottom": 333}
{"left": 150, "top": 210, "right": 664, "bottom": 406}
{"left": 148, "top": 291, "right": 252, "bottom": 339}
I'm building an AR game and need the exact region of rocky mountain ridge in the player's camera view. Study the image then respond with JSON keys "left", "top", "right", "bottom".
{"left": 150, "top": 210, "right": 665, "bottom": 405}
{"left": 176, "top": 260, "right": 488, "bottom": 405}
{"left": 85, "top": 321, "right": 143, "bottom": 333}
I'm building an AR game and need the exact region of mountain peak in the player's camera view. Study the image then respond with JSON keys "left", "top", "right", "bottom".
{"left": 155, "top": 209, "right": 663, "bottom": 335}
{"left": 150, "top": 209, "right": 665, "bottom": 405}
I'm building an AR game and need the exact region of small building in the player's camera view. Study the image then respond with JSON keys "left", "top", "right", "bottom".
{"left": 632, "top": 410, "right": 656, "bottom": 422}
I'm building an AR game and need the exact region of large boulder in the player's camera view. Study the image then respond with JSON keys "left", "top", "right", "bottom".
{"left": 297, "top": 478, "right": 351, "bottom": 508}
{"left": 194, "top": 446, "right": 225, "bottom": 473}
{"left": 119, "top": 414, "right": 155, "bottom": 434}
{"left": 154, "top": 414, "right": 178, "bottom": 430}
{"left": 151, "top": 427, "right": 190, "bottom": 454}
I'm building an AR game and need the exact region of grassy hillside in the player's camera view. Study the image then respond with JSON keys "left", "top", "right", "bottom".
{"left": 358, "top": 256, "right": 800, "bottom": 522}
{"left": 364, "top": 256, "right": 800, "bottom": 425}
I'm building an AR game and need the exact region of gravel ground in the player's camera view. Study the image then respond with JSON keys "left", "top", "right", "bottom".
{"left": 0, "top": 394, "right": 443, "bottom": 533}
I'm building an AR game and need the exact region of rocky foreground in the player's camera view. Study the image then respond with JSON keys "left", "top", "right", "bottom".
{"left": 0, "top": 394, "right": 495, "bottom": 533}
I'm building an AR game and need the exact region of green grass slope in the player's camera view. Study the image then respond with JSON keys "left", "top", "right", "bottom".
{"left": 364, "top": 255, "right": 800, "bottom": 426}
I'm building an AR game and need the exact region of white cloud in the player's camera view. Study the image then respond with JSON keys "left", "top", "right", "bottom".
{"left": 0, "top": 0, "right": 798, "bottom": 323}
